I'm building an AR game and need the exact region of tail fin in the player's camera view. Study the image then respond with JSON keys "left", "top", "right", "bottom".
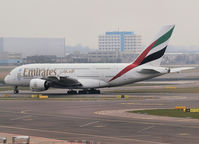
{"left": 109, "top": 25, "right": 175, "bottom": 82}
{"left": 133, "top": 25, "right": 175, "bottom": 66}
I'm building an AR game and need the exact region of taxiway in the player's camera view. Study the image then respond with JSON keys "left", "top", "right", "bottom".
{"left": 0, "top": 88, "right": 199, "bottom": 144}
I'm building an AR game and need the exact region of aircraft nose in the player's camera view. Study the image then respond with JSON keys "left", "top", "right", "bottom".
{"left": 4, "top": 75, "right": 9, "bottom": 84}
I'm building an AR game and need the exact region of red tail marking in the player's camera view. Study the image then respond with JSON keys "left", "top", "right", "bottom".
{"left": 109, "top": 40, "right": 157, "bottom": 82}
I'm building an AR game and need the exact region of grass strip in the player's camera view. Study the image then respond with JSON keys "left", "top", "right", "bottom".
{"left": 0, "top": 86, "right": 30, "bottom": 91}
{"left": 108, "top": 87, "right": 199, "bottom": 93}
{"left": 130, "top": 109, "right": 199, "bottom": 119}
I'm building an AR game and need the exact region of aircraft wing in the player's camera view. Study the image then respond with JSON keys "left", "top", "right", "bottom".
{"left": 43, "top": 76, "right": 82, "bottom": 87}
{"left": 42, "top": 75, "right": 108, "bottom": 89}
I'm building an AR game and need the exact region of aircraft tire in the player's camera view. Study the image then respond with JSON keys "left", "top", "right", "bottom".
{"left": 78, "top": 90, "right": 87, "bottom": 94}
{"left": 14, "top": 90, "right": 19, "bottom": 94}
{"left": 14, "top": 86, "right": 19, "bottom": 94}
{"left": 95, "top": 90, "right": 100, "bottom": 94}
{"left": 88, "top": 89, "right": 100, "bottom": 94}
{"left": 67, "top": 90, "right": 77, "bottom": 95}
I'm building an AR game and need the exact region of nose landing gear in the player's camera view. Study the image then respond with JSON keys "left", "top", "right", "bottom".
{"left": 14, "top": 86, "right": 19, "bottom": 94}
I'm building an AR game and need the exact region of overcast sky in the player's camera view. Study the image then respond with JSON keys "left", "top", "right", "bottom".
{"left": 0, "top": 0, "right": 198, "bottom": 48}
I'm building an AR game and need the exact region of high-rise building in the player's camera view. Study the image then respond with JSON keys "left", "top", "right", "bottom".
{"left": 98, "top": 31, "right": 142, "bottom": 53}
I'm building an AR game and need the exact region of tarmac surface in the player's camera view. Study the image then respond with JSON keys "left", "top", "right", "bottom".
{"left": 0, "top": 88, "right": 199, "bottom": 144}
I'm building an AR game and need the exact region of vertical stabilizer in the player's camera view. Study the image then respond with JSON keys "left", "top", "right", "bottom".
{"left": 109, "top": 25, "right": 175, "bottom": 82}
{"left": 138, "top": 25, "right": 175, "bottom": 66}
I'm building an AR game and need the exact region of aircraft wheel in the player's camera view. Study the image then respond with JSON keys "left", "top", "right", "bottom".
{"left": 88, "top": 90, "right": 94, "bottom": 94}
{"left": 67, "top": 90, "right": 77, "bottom": 95}
{"left": 95, "top": 90, "right": 100, "bottom": 94}
{"left": 78, "top": 90, "right": 87, "bottom": 94}
{"left": 88, "top": 89, "right": 100, "bottom": 94}
{"left": 14, "top": 86, "right": 19, "bottom": 94}
{"left": 14, "top": 90, "right": 19, "bottom": 94}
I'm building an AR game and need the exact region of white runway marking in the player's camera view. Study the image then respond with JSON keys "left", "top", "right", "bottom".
{"left": 80, "top": 121, "right": 100, "bottom": 127}
{"left": 0, "top": 125, "right": 170, "bottom": 144}
{"left": 11, "top": 115, "right": 33, "bottom": 121}
{"left": 137, "top": 126, "right": 154, "bottom": 133}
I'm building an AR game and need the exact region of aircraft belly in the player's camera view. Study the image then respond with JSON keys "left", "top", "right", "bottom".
{"left": 77, "top": 78, "right": 109, "bottom": 89}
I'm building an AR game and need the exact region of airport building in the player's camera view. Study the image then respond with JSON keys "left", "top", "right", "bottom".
{"left": 25, "top": 55, "right": 57, "bottom": 63}
{"left": 0, "top": 38, "right": 3, "bottom": 52}
{"left": 98, "top": 31, "right": 142, "bottom": 53}
{"left": 0, "top": 37, "right": 65, "bottom": 65}
{"left": 0, "top": 52, "right": 22, "bottom": 65}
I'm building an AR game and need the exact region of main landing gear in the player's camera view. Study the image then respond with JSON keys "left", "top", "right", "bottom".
{"left": 67, "top": 89, "right": 100, "bottom": 95}
{"left": 14, "top": 86, "right": 19, "bottom": 94}
{"left": 87, "top": 88, "right": 100, "bottom": 94}
{"left": 67, "top": 90, "right": 77, "bottom": 95}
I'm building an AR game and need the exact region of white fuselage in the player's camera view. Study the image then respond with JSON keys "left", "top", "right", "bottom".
{"left": 4, "top": 63, "right": 169, "bottom": 89}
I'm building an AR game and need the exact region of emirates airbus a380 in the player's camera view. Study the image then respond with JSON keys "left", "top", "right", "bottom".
{"left": 4, "top": 25, "right": 192, "bottom": 94}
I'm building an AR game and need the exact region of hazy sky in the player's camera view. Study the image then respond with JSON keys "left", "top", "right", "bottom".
{"left": 0, "top": 0, "right": 198, "bottom": 48}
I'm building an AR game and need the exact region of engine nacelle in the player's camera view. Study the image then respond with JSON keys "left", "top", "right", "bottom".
{"left": 30, "top": 79, "right": 49, "bottom": 92}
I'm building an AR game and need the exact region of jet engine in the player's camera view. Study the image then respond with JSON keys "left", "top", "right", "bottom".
{"left": 30, "top": 79, "right": 49, "bottom": 92}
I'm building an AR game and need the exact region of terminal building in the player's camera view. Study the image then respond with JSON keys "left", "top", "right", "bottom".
{"left": 98, "top": 31, "right": 142, "bottom": 53}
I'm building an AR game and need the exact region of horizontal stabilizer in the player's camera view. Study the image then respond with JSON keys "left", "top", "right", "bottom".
{"left": 138, "top": 69, "right": 161, "bottom": 74}
{"left": 170, "top": 67, "right": 195, "bottom": 73}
